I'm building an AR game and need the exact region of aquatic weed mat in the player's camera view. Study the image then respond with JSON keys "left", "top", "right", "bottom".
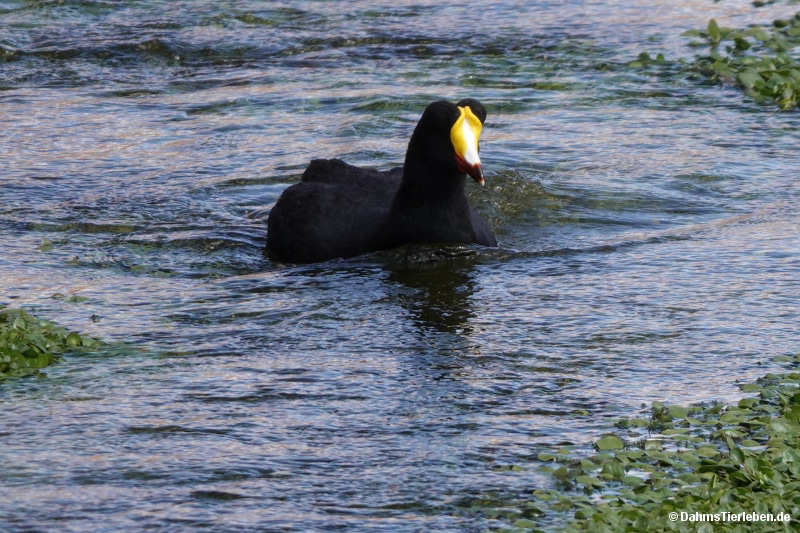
{"left": 479, "top": 357, "right": 800, "bottom": 532}
{"left": 0, "top": 306, "right": 103, "bottom": 380}
{"left": 687, "top": 12, "right": 800, "bottom": 110}
{"left": 629, "top": 7, "right": 800, "bottom": 111}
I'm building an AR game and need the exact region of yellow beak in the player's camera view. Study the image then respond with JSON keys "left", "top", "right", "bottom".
{"left": 450, "top": 105, "right": 484, "bottom": 185}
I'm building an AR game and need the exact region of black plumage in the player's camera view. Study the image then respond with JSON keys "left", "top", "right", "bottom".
{"left": 266, "top": 99, "right": 496, "bottom": 263}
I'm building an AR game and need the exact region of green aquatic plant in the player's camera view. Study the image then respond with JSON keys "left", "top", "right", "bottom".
{"left": 491, "top": 358, "right": 800, "bottom": 532}
{"left": 687, "top": 13, "right": 800, "bottom": 109}
{"left": 627, "top": 7, "right": 800, "bottom": 110}
{"left": 0, "top": 307, "right": 102, "bottom": 379}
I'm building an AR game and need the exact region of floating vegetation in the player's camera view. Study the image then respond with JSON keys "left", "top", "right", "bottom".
{"left": 686, "top": 13, "right": 800, "bottom": 109}
{"left": 492, "top": 358, "right": 800, "bottom": 531}
{"left": 627, "top": 8, "right": 800, "bottom": 110}
{"left": 0, "top": 307, "right": 102, "bottom": 380}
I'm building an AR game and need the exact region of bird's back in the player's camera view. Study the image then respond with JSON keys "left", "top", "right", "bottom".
{"left": 266, "top": 159, "right": 402, "bottom": 262}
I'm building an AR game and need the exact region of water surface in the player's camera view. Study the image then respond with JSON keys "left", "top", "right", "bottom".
{"left": 1, "top": 1, "right": 799, "bottom": 531}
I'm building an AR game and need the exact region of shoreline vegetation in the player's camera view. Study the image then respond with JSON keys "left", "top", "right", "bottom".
{"left": 689, "top": 11, "right": 800, "bottom": 110}
{"left": 509, "top": 363, "right": 800, "bottom": 532}
{"left": 631, "top": 6, "right": 800, "bottom": 110}
{"left": 0, "top": 306, "right": 102, "bottom": 380}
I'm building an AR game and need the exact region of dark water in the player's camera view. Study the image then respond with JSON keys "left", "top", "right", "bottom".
{"left": 2, "top": 1, "right": 799, "bottom": 531}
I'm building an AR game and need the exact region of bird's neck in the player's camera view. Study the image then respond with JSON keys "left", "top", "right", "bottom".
{"left": 374, "top": 154, "right": 470, "bottom": 249}
{"left": 393, "top": 153, "right": 467, "bottom": 210}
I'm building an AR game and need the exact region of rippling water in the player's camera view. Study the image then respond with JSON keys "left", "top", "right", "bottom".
{"left": 2, "top": 0, "right": 799, "bottom": 531}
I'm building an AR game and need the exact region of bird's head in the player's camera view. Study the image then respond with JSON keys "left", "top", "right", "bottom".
{"left": 408, "top": 99, "right": 487, "bottom": 186}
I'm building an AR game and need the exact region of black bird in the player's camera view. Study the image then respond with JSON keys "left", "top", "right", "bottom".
{"left": 266, "top": 99, "right": 497, "bottom": 263}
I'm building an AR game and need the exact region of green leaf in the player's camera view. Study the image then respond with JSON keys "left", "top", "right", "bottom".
{"left": 600, "top": 460, "right": 625, "bottom": 480}
{"left": 696, "top": 446, "right": 720, "bottom": 458}
{"left": 595, "top": 435, "right": 624, "bottom": 451}
{"left": 66, "top": 332, "right": 82, "bottom": 347}
{"left": 553, "top": 466, "right": 571, "bottom": 482}
{"left": 747, "top": 27, "right": 770, "bottom": 42}
{"left": 708, "top": 19, "right": 721, "bottom": 44}
{"left": 668, "top": 405, "right": 689, "bottom": 419}
{"left": 738, "top": 68, "right": 764, "bottom": 89}
{"left": 720, "top": 410, "right": 747, "bottom": 424}
{"left": 738, "top": 397, "right": 759, "bottom": 408}
{"left": 575, "top": 475, "right": 602, "bottom": 488}
{"left": 622, "top": 475, "right": 645, "bottom": 487}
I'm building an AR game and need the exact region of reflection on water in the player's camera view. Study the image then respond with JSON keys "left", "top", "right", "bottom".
{"left": 385, "top": 248, "right": 478, "bottom": 335}
{"left": 1, "top": 0, "right": 800, "bottom": 531}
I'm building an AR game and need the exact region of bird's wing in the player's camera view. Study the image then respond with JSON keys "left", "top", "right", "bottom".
{"left": 302, "top": 159, "right": 402, "bottom": 190}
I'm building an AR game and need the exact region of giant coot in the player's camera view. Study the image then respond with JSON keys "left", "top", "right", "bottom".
{"left": 266, "top": 99, "right": 496, "bottom": 263}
